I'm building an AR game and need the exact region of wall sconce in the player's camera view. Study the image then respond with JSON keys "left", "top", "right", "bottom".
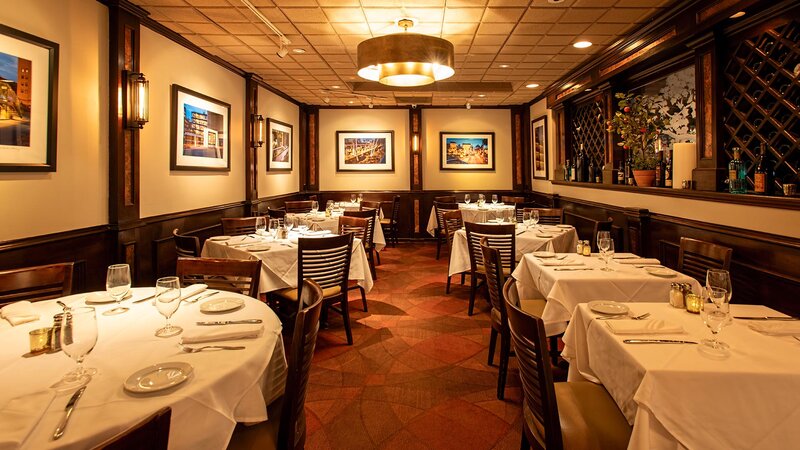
{"left": 126, "top": 72, "right": 149, "bottom": 129}
{"left": 412, "top": 133, "right": 419, "bottom": 153}
{"left": 252, "top": 114, "right": 265, "bottom": 148}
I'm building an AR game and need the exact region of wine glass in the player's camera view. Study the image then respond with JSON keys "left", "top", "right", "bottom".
{"left": 700, "top": 291, "right": 730, "bottom": 351}
{"left": 357, "top": 193, "right": 363, "bottom": 203}
{"left": 269, "top": 219, "right": 280, "bottom": 239}
{"left": 596, "top": 231, "right": 611, "bottom": 257}
{"left": 58, "top": 306, "right": 98, "bottom": 387}
{"left": 311, "top": 200, "right": 319, "bottom": 213}
{"left": 478, "top": 194, "right": 485, "bottom": 206}
{"left": 255, "top": 216, "right": 267, "bottom": 235}
{"left": 598, "top": 238, "right": 614, "bottom": 271}
{"left": 464, "top": 194, "right": 471, "bottom": 204}
{"left": 491, "top": 194, "right": 498, "bottom": 204}
{"left": 104, "top": 264, "right": 131, "bottom": 316}
{"left": 706, "top": 269, "right": 732, "bottom": 305}
{"left": 154, "top": 276, "right": 182, "bottom": 337}
{"left": 531, "top": 210, "right": 540, "bottom": 228}
{"left": 522, "top": 211, "right": 531, "bottom": 229}
{"left": 350, "top": 194, "right": 357, "bottom": 204}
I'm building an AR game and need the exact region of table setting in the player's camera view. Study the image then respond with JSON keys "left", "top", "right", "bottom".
{"left": 285, "top": 210, "right": 385, "bottom": 252}
{"left": 427, "top": 195, "right": 516, "bottom": 236}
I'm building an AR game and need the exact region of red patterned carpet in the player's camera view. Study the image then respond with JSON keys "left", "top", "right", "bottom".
{"left": 303, "top": 242, "right": 528, "bottom": 450}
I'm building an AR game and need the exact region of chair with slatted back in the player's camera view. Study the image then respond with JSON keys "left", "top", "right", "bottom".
{"left": 501, "top": 195, "right": 526, "bottom": 204}
{"left": 343, "top": 209, "right": 379, "bottom": 278}
{"left": 360, "top": 200, "right": 381, "bottom": 212}
{"left": 678, "top": 237, "right": 733, "bottom": 282}
{"left": 339, "top": 216, "right": 369, "bottom": 312}
{"left": 433, "top": 201, "right": 459, "bottom": 260}
{"left": 176, "top": 258, "right": 261, "bottom": 298}
{"left": 380, "top": 195, "right": 401, "bottom": 247}
{"left": 591, "top": 217, "right": 614, "bottom": 252}
{"left": 173, "top": 228, "right": 200, "bottom": 258}
{"left": 229, "top": 280, "right": 324, "bottom": 450}
{"left": 443, "top": 210, "right": 466, "bottom": 294}
{"left": 222, "top": 217, "right": 258, "bottom": 236}
{"left": 92, "top": 407, "right": 171, "bottom": 450}
{"left": 0, "top": 263, "right": 74, "bottom": 307}
{"left": 465, "top": 222, "right": 515, "bottom": 316}
{"left": 504, "top": 276, "right": 559, "bottom": 366}
{"left": 434, "top": 195, "right": 456, "bottom": 203}
{"left": 480, "top": 239, "right": 513, "bottom": 399}
{"left": 515, "top": 202, "right": 539, "bottom": 222}
{"left": 524, "top": 208, "right": 564, "bottom": 226}
{"left": 272, "top": 234, "right": 355, "bottom": 345}
{"left": 505, "top": 289, "right": 631, "bottom": 450}
{"left": 267, "top": 208, "right": 286, "bottom": 227}
{"left": 285, "top": 201, "right": 313, "bottom": 214}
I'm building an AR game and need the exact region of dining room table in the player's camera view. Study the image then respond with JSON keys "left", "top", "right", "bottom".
{"left": 0, "top": 287, "right": 286, "bottom": 450}
{"left": 285, "top": 212, "right": 386, "bottom": 251}
{"left": 512, "top": 253, "right": 702, "bottom": 336}
{"left": 561, "top": 302, "right": 800, "bottom": 450}
{"left": 426, "top": 203, "right": 516, "bottom": 236}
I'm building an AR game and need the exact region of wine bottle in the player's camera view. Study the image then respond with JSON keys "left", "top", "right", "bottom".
{"left": 587, "top": 158, "right": 595, "bottom": 184}
{"left": 654, "top": 151, "right": 664, "bottom": 187}
{"left": 753, "top": 143, "right": 771, "bottom": 195}
{"left": 569, "top": 159, "right": 576, "bottom": 181}
{"left": 664, "top": 149, "right": 672, "bottom": 188}
{"left": 728, "top": 147, "right": 747, "bottom": 194}
{"left": 617, "top": 161, "right": 624, "bottom": 185}
{"left": 625, "top": 152, "right": 634, "bottom": 186}
{"left": 576, "top": 145, "right": 585, "bottom": 182}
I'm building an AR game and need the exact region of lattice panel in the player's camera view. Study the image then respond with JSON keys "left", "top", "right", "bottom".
{"left": 569, "top": 98, "right": 606, "bottom": 170}
{"left": 721, "top": 19, "right": 800, "bottom": 192}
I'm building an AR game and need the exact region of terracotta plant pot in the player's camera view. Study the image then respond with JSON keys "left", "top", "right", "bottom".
{"left": 633, "top": 169, "right": 656, "bottom": 187}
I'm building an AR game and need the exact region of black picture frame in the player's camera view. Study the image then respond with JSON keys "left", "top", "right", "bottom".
{"left": 267, "top": 118, "right": 292, "bottom": 172}
{"left": 531, "top": 115, "right": 548, "bottom": 180}
{"left": 170, "top": 84, "right": 231, "bottom": 172}
{"left": 439, "top": 132, "right": 495, "bottom": 171}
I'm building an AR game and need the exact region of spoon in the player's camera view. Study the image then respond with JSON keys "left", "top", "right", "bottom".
{"left": 182, "top": 345, "right": 245, "bottom": 353}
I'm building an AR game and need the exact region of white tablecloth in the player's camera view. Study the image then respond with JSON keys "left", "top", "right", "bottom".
{"left": 285, "top": 213, "right": 386, "bottom": 251}
{"left": 426, "top": 203, "right": 516, "bottom": 236}
{"left": 562, "top": 302, "right": 800, "bottom": 450}
{"left": 448, "top": 225, "right": 579, "bottom": 276}
{"left": 202, "top": 234, "right": 374, "bottom": 294}
{"left": 0, "top": 288, "right": 286, "bottom": 450}
{"left": 512, "top": 253, "right": 701, "bottom": 336}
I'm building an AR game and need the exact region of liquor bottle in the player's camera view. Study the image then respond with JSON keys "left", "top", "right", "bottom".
{"left": 728, "top": 147, "right": 747, "bottom": 194}
{"left": 569, "top": 158, "right": 576, "bottom": 181}
{"left": 625, "top": 152, "right": 634, "bottom": 186}
{"left": 654, "top": 151, "right": 664, "bottom": 187}
{"left": 664, "top": 149, "right": 672, "bottom": 188}
{"left": 753, "top": 143, "right": 771, "bottom": 195}
{"left": 587, "top": 159, "right": 595, "bottom": 184}
{"left": 617, "top": 161, "right": 624, "bottom": 185}
{"left": 576, "top": 145, "right": 585, "bottom": 182}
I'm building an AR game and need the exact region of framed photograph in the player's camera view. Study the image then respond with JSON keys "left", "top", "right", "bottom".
{"left": 0, "top": 24, "right": 59, "bottom": 172}
{"left": 440, "top": 132, "right": 495, "bottom": 171}
{"left": 336, "top": 130, "right": 394, "bottom": 172}
{"left": 531, "top": 115, "right": 548, "bottom": 180}
{"left": 170, "top": 84, "right": 231, "bottom": 171}
{"left": 267, "top": 118, "right": 292, "bottom": 171}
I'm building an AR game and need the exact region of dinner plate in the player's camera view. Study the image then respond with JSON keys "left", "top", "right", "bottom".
{"left": 200, "top": 297, "right": 245, "bottom": 313}
{"left": 207, "top": 236, "right": 231, "bottom": 242}
{"left": 124, "top": 362, "right": 193, "bottom": 394}
{"left": 84, "top": 291, "right": 132, "bottom": 304}
{"left": 246, "top": 244, "right": 271, "bottom": 252}
{"left": 532, "top": 251, "right": 556, "bottom": 258}
{"left": 556, "top": 225, "right": 573, "bottom": 229}
{"left": 645, "top": 267, "right": 676, "bottom": 278}
{"left": 613, "top": 254, "right": 639, "bottom": 259}
{"left": 588, "top": 301, "right": 630, "bottom": 316}
{"left": 536, "top": 233, "right": 555, "bottom": 238}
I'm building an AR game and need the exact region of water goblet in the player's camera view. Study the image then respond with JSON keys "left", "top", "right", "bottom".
{"left": 596, "top": 231, "right": 611, "bottom": 257}
{"left": 357, "top": 193, "right": 363, "bottom": 203}
{"left": 522, "top": 211, "right": 531, "bottom": 229}
{"left": 531, "top": 210, "right": 540, "bottom": 228}
{"left": 598, "top": 238, "right": 614, "bottom": 271}
{"left": 706, "top": 269, "right": 732, "bottom": 305}
{"left": 154, "top": 276, "right": 182, "bottom": 337}
{"left": 465, "top": 194, "right": 471, "bottom": 204}
{"left": 268, "top": 219, "right": 280, "bottom": 239}
{"left": 350, "top": 194, "right": 357, "bottom": 204}
{"left": 311, "top": 200, "right": 319, "bottom": 213}
{"left": 104, "top": 264, "right": 131, "bottom": 316}
{"left": 700, "top": 291, "right": 730, "bottom": 351}
{"left": 255, "top": 216, "right": 267, "bottom": 235}
{"left": 57, "top": 306, "right": 98, "bottom": 388}
{"left": 491, "top": 194, "right": 498, "bottom": 204}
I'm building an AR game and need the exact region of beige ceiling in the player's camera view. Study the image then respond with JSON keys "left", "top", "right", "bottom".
{"left": 131, "top": 0, "right": 674, "bottom": 107}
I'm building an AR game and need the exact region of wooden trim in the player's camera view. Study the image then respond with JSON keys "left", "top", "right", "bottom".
{"left": 511, "top": 108, "right": 524, "bottom": 189}
{"left": 0, "top": 226, "right": 109, "bottom": 252}
{"left": 140, "top": 201, "right": 247, "bottom": 225}
{"left": 245, "top": 75, "right": 258, "bottom": 215}
{"left": 598, "top": 28, "right": 678, "bottom": 78}
{"left": 409, "top": 108, "right": 423, "bottom": 191}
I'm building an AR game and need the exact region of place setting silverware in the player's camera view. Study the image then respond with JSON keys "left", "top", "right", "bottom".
{"left": 132, "top": 293, "right": 157, "bottom": 304}
{"left": 623, "top": 339, "right": 698, "bottom": 345}
{"left": 52, "top": 386, "right": 86, "bottom": 440}
{"left": 196, "top": 319, "right": 262, "bottom": 326}
{"left": 733, "top": 316, "right": 799, "bottom": 321}
{"left": 184, "top": 291, "right": 219, "bottom": 304}
{"left": 553, "top": 267, "right": 594, "bottom": 271}
{"left": 182, "top": 345, "right": 246, "bottom": 353}
{"left": 596, "top": 312, "right": 651, "bottom": 321}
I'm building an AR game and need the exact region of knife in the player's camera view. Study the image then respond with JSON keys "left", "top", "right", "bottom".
{"left": 52, "top": 386, "right": 86, "bottom": 440}
{"left": 553, "top": 267, "right": 593, "bottom": 271}
{"left": 132, "top": 294, "right": 156, "bottom": 304}
{"left": 184, "top": 291, "right": 219, "bottom": 304}
{"left": 196, "top": 319, "right": 263, "bottom": 326}
{"left": 623, "top": 339, "right": 698, "bottom": 344}
{"left": 733, "top": 316, "right": 799, "bottom": 321}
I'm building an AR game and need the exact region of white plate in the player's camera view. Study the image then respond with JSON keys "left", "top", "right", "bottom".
{"left": 645, "top": 267, "right": 676, "bottom": 278}
{"left": 208, "top": 236, "right": 231, "bottom": 242}
{"left": 532, "top": 251, "right": 556, "bottom": 258}
{"left": 246, "top": 245, "right": 271, "bottom": 252}
{"left": 556, "top": 225, "right": 573, "bottom": 229}
{"left": 588, "top": 301, "right": 630, "bottom": 316}
{"left": 124, "top": 362, "right": 193, "bottom": 394}
{"left": 200, "top": 297, "right": 245, "bottom": 313}
{"left": 84, "top": 291, "right": 132, "bottom": 304}
{"left": 536, "top": 233, "right": 555, "bottom": 238}
{"left": 613, "top": 254, "right": 639, "bottom": 260}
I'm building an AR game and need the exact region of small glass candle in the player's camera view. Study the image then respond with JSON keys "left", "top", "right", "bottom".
{"left": 685, "top": 293, "right": 703, "bottom": 314}
{"left": 29, "top": 328, "right": 52, "bottom": 354}
{"left": 582, "top": 240, "right": 591, "bottom": 256}
{"left": 576, "top": 241, "right": 584, "bottom": 255}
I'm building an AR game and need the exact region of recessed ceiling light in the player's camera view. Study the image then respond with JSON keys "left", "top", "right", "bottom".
{"left": 573, "top": 41, "right": 593, "bottom": 49}
{"left": 478, "top": 94, "right": 486, "bottom": 98}
{"left": 526, "top": 83, "right": 540, "bottom": 88}
{"left": 499, "top": 64, "right": 511, "bottom": 68}
{"left": 729, "top": 11, "right": 746, "bottom": 18}
{"left": 331, "top": 85, "right": 341, "bottom": 89}
{"left": 585, "top": 88, "right": 592, "bottom": 92}
{"left": 348, "top": 100, "right": 354, "bottom": 104}
{"left": 292, "top": 48, "right": 306, "bottom": 54}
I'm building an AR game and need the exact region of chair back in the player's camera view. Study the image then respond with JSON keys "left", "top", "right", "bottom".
{"left": 591, "top": 217, "right": 614, "bottom": 252}
{"left": 221, "top": 217, "right": 257, "bottom": 236}
{"left": 267, "top": 207, "right": 286, "bottom": 227}
{"left": 503, "top": 275, "right": 521, "bottom": 308}
{"left": 92, "top": 407, "right": 171, "bottom": 450}
{"left": 0, "top": 263, "right": 74, "bottom": 307}
{"left": 389, "top": 195, "right": 400, "bottom": 222}
{"left": 434, "top": 201, "right": 459, "bottom": 233}
{"left": 530, "top": 208, "right": 564, "bottom": 226}
{"left": 308, "top": 194, "right": 318, "bottom": 202}
{"left": 481, "top": 238, "right": 507, "bottom": 326}
{"left": 278, "top": 279, "right": 324, "bottom": 450}
{"left": 442, "top": 210, "right": 463, "bottom": 250}
{"left": 173, "top": 228, "right": 200, "bottom": 258}
{"left": 360, "top": 200, "right": 381, "bottom": 212}
{"left": 434, "top": 195, "right": 456, "bottom": 203}
{"left": 678, "top": 237, "right": 733, "bottom": 281}
{"left": 338, "top": 216, "right": 368, "bottom": 242}
{"left": 297, "top": 233, "right": 353, "bottom": 296}
{"left": 501, "top": 196, "right": 526, "bottom": 204}
{"left": 176, "top": 257, "right": 262, "bottom": 298}
{"left": 504, "top": 282, "right": 562, "bottom": 450}
{"left": 343, "top": 210, "right": 376, "bottom": 249}
{"left": 465, "top": 222, "right": 515, "bottom": 273}
{"left": 515, "top": 202, "right": 539, "bottom": 222}
{"left": 285, "top": 201, "right": 313, "bottom": 214}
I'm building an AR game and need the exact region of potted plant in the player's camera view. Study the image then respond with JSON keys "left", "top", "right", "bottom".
{"left": 607, "top": 92, "right": 670, "bottom": 187}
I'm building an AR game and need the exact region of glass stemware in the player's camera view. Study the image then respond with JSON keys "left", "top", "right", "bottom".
{"left": 700, "top": 291, "right": 730, "bottom": 351}
{"left": 104, "top": 264, "right": 131, "bottom": 316}
{"left": 350, "top": 194, "right": 357, "bottom": 203}
{"left": 464, "top": 194, "right": 471, "bottom": 204}
{"left": 531, "top": 210, "right": 540, "bottom": 228}
{"left": 310, "top": 200, "right": 319, "bottom": 213}
{"left": 255, "top": 216, "right": 267, "bottom": 235}
{"left": 357, "top": 193, "right": 363, "bottom": 203}
{"left": 268, "top": 219, "right": 280, "bottom": 239}
{"left": 154, "top": 276, "right": 182, "bottom": 337}
{"left": 491, "top": 194, "right": 498, "bottom": 204}
{"left": 57, "top": 306, "right": 98, "bottom": 388}
{"left": 596, "top": 231, "right": 611, "bottom": 257}
{"left": 706, "top": 269, "right": 732, "bottom": 305}
{"left": 522, "top": 211, "right": 531, "bottom": 229}
{"left": 598, "top": 238, "right": 614, "bottom": 271}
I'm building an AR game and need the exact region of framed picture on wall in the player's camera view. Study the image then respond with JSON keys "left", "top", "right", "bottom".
{"left": 170, "top": 84, "right": 231, "bottom": 171}
{"left": 336, "top": 130, "right": 394, "bottom": 172}
{"left": 439, "top": 132, "right": 495, "bottom": 171}
{"left": 267, "top": 118, "right": 292, "bottom": 171}
{"left": 0, "top": 24, "right": 59, "bottom": 172}
{"left": 531, "top": 115, "right": 548, "bottom": 180}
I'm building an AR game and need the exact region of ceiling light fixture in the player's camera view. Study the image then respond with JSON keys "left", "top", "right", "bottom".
{"left": 292, "top": 48, "right": 306, "bottom": 54}
{"left": 357, "top": 18, "right": 455, "bottom": 87}
{"left": 466, "top": 102, "right": 471, "bottom": 110}
{"left": 499, "top": 64, "right": 510, "bottom": 68}
{"left": 276, "top": 39, "right": 289, "bottom": 58}
{"left": 240, "top": 0, "right": 291, "bottom": 57}
{"left": 573, "top": 41, "right": 593, "bottom": 49}
{"left": 729, "top": 11, "right": 746, "bottom": 18}
{"left": 525, "top": 83, "right": 540, "bottom": 88}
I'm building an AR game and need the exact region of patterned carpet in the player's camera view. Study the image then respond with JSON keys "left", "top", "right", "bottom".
{"left": 303, "top": 242, "right": 529, "bottom": 450}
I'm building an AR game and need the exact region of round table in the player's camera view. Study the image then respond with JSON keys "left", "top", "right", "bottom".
{"left": 0, "top": 288, "right": 286, "bottom": 450}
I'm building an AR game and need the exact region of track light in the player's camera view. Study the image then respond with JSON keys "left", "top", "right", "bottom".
{"left": 276, "top": 37, "right": 289, "bottom": 58}
{"left": 466, "top": 102, "right": 471, "bottom": 110}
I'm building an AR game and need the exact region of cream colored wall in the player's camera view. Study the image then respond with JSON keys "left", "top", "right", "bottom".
{"left": 139, "top": 27, "right": 245, "bottom": 218}
{"left": 422, "top": 108, "right": 513, "bottom": 191}
{"left": 258, "top": 87, "right": 299, "bottom": 197}
{"left": 318, "top": 108, "right": 409, "bottom": 191}
{"left": 0, "top": 0, "right": 109, "bottom": 241}
{"left": 528, "top": 99, "right": 800, "bottom": 238}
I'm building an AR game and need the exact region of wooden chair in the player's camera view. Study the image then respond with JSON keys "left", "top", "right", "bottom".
{"left": 175, "top": 257, "right": 262, "bottom": 298}
{"left": 222, "top": 217, "right": 258, "bottom": 236}
{"left": 360, "top": 200, "right": 382, "bottom": 212}
{"left": 678, "top": 237, "right": 733, "bottom": 282}
{"left": 0, "top": 263, "right": 74, "bottom": 307}
{"left": 267, "top": 208, "right": 286, "bottom": 227}
{"left": 272, "top": 234, "right": 355, "bottom": 345}
{"left": 343, "top": 209, "right": 379, "bottom": 278}
{"left": 505, "top": 290, "right": 631, "bottom": 450}
{"left": 515, "top": 202, "right": 539, "bottom": 222}
{"left": 525, "top": 208, "right": 564, "bottom": 226}
{"left": 591, "top": 217, "right": 614, "bottom": 252}
{"left": 464, "top": 222, "right": 515, "bottom": 316}
{"left": 229, "top": 280, "right": 324, "bottom": 450}
{"left": 443, "top": 210, "right": 466, "bottom": 294}
{"left": 480, "top": 240, "right": 516, "bottom": 399}
{"left": 434, "top": 195, "right": 457, "bottom": 203}
{"left": 339, "top": 216, "right": 369, "bottom": 312}
{"left": 433, "top": 201, "right": 459, "bottom": 260}
{"left": 173, "top": 228, "right": 200, "bottom": 258}
{"left": 285, "top": 201, "right": 313, "bottom": 214}
{"left": 501, "top": 195, "right": 526, "bottom": 204}
{"left": 380, "top": 195, "right": 401, "bottom": 247}
{"left": 92, "top": 407, "right": 171, "bottom": 450}
{"left": 504, "top": 276, "right": 559, "bottom": 366}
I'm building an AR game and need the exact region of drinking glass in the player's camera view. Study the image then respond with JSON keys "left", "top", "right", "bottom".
{"left": 104, "top": 264, "right": 131, "bottom": 316}
{"left": 154, "top": 276, "right": 182, "bottom": 337}
{"left": 598, "top": 238, "right": 614, "bottom": 271}
{"left": 326, "top": 200, "right": 334, "bottom": 209}
{"left": 491, "top": 194, "right": 498, "bottom": 204}
{"left": 269, "top": 219, "right": 280, "bottom": 238}
{"left": 357, "top": 193, "right": 363, "bottom": 203}
{"left": 350, "top": 194, "right": 357, "bottom": 203}
{"left": 255, "top": 216, "right": 267, "bottom": 235}
{"left": 311, "top": 200, "right": 319, "bottom": 213}
{"left": 522, "top": 211, "right": 531, "bottom": 229}
{"left": 596, "top": 231, "right": 611, "bottom": 257}
{"left": 464, "top": 194, "right": 471, "bottom": 204}
{"left": 706, "top": 269, "right": 732, "bottom": 305}
{"left": 700, "top": 291, "right": 730, "bottom": 351}
{"left": 531, "top": 210, "right": 540, "bottom": 228}
{"left": 58, "top": 306, "right": 98, "bottom": 387}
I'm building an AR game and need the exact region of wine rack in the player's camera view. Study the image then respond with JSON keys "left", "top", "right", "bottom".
{"left": 721, "top": 19, "right": 800, "bottom": 192}
{"left": 569, "top": 98, "right": 606, "bottom": 170}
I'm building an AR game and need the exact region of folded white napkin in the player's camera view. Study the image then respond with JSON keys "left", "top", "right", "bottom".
{"left": 539, "top": 226, "right": 562, "bottom": 232}
{"left": 0, "top": 301, "right": 40, "bottom": 326}
{"left": 613, "top": 253, "right": 639, "bottom": 259}
{"left": 181, "top": 324, "right": 264, "bottom": 344}
{"left": 616, "top": 258, "right": 661, "bottom": 265}
{"left": 541, "top": 259, "right": 585, "bottom": 267}
{"left": 0, "top": 390, "right": 55, "bottom": 450}
{"left": 606, "top": 319, "right": 685, "bottom": 335}
{"left": 181, "top": 284, "right": 207, "bottom": 300}
{"left": 747, "top": 322, "right": 800, "bottom": 336}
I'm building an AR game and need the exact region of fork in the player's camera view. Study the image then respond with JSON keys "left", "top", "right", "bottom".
{"left": 182, "top": 345, "right": 246, "bottom": 353}
{"left": 597, "top": 312, "right": 651, "bottom": 320}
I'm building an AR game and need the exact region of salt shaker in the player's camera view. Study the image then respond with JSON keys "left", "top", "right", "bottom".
{"left": 669, "top": 283, "right": 685, "bottom": 308}
{"left": 576, "top": 240, "right": 584, "bottom": 255}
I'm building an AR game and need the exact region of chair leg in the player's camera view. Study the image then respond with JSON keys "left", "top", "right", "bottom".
{"left": 375, "top": 249, "right": 381, "bottom": 265}
{"left": 497, "top": 332, "right": 510, "bottom": 400}
{"left": 359, "top": 285, "right": 367, "bottom": 312}
{"left": 468, "top": 274, "right": 477, "bottom": 316}
{"left": 340, "top": 296, "right": 353, "bottom": 345}
{"left": 488, "top": 327, "right": 497, "bottom": 366}
{"left": 520, "top": 426, "right": 531, "bottom": 450}
{"left": 446, "top": 274, "right": 452, "bottom": 294}
{"left": 435, "top": 232, "right": 442, "bottom": 260}
{"left": 460, "top": 273, "right": 465, "bottom": 285}
{"left": 367, "top": 249, "right": 377, "bottom": 280}
{"left": 549, "top": 336, "right": 560, "bottom": 366}
{"left": 320, "top": 302, "right": 329, "bottom": 328}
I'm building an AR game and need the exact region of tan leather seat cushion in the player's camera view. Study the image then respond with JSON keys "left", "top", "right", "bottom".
{"left": 491, "top": 299, "right": 545, "bottom": 326}
{"left": 275, "top": 285, "right": 341, "bottom": 301}
{"left": 524, "top": 382, "right": 631, "bottom": 450}
{"left": 380, "top": 218, "right": 391, "bottom": 225}
{"left": 475, "top": 264, "right": 511, "bottom": 276}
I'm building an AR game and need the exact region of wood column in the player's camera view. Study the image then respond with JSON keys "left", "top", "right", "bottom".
{"left": 511, "top": 106, "right": 526, "bottom": 191}
{"left": 552, "top": 105, "right": 568, "bottom": 182}
{"left": 690, "top": 32, "right": 724, "bottom": 191}
{"left": 409, "top": 108, "right": 423, "bottom": 191}
{"left": 244, "top": 75, "right": 259, "bottom": 215}
{"left": 301, "top": 106, "right": 320, "bottom": 192}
